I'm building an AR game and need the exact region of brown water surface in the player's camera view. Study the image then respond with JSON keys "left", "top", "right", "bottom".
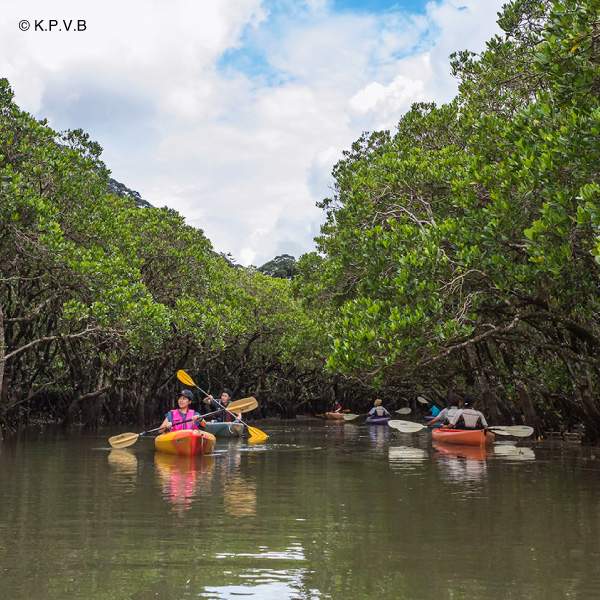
{"left": 1, "top": 420, "right": 599, "bottom": 599}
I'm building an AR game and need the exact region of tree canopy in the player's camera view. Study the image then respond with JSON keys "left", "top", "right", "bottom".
{"left": 3, "top": 0, "right": 600, "bottom": 443}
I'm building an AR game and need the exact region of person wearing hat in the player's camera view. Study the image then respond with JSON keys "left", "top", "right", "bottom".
{"left": 203, "top": 388, "right": 242, "bottom": 423}
{"left": 368, "top": 398, "right": 391, "bottom": 418}
{"left": 159, "top": 389, "right": 207, "bottom": 432}
{"left": 446, "top": 394, "right": 489, "bottom": 431}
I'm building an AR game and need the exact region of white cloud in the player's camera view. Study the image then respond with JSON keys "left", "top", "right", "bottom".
{"left": 1, "top": 0, "right": 505, "bottom": 266}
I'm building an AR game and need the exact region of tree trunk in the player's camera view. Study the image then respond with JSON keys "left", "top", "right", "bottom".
{"left": 466, "top": 344, "right": 502, "bottom": 422}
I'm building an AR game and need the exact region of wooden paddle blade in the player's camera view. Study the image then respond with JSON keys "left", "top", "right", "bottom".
{"left": 343, "top": 414, "right": 360, "bottom": 421}
{"left": 395, "top": 407, "right": 412, "bottom": 415}
{"left": 247, "top": 426, "right": 268, "bottom": 442}
{"left": 177, "top": 370, "right": 195, "bottom": 387}
{"left": 228, "top": 397, "right": 258, "bottom": 413}
{"left": 108, "top": 432, "right": 140, "bottom": 449}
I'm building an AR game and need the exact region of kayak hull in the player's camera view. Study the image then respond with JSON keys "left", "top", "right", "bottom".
{"left": 155, "top": 430, "right": 216, "bottom": 456}
{"left": 204, "top": 422, "right": 246, "bottom": 437}
{"left": 324, "top": 412, "right": 345, "bottom": 420}
{"left": 365, "top": 416, "right": 390, "bottom": 425}
{"left": 431, "top": 428, "right": 494, "bottom": 446}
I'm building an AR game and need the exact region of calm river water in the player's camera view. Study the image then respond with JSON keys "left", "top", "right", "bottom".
{"left": 1, "top": 419, "right": 599, "bottom": 599}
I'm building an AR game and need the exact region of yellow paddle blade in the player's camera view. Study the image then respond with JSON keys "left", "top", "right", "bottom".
{"left": 108, "top": 432, "right": 140, "bottom": 449}
{"left": 177, "top": 369, "right": 195, "bottom": 387}
{"left": 247, "top": 426, "right": 268, "bottom": 442}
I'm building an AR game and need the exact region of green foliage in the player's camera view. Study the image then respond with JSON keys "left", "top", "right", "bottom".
{"left": 294, "top": 0, "right": 600, "bottom": 440}
{"left": 258, "top": 254, "right": 299, "bottom": 279}
{"left": 0, "top": 77, "right": 337, "bottom": 429}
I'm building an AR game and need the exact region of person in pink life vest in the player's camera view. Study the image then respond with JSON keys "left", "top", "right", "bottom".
{"left": 159, "top": 389, "right": 207, "bottom": 433}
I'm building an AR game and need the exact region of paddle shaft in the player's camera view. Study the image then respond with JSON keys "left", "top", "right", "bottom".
{"left": 186, "top": 382, "right": 261, "bottom": 435}
{"left": 146, "top": 406, "right": 228, "bottom": 436}
{"left": 145, "top": 400, "right": 255, "bottom": 436}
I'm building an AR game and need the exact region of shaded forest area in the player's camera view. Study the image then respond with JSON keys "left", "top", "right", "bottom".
{"left": 3, "top": 0, "right": 600, "bottom": 443}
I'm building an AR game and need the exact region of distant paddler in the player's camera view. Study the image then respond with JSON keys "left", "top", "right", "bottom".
{"left": 203, "top": 388, "right": 242, "bottom": 423}
{"left": 368, "top": 398, "right": 391, "bottom": 419}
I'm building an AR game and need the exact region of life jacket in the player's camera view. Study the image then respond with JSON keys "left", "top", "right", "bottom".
{"left": 170, "top": 409, "right": 199, "bottom": 431}
{"left": 453, "top": 408, "right": 484, "bottom": 429}
{"left": 210, "top": 400, "right": 236, "bottom": 422}
{"left": 444, "top": 406, "right": 459, "bottom": 425}
{"left": 374, "top": 406, "right": 387, "bottom": 417}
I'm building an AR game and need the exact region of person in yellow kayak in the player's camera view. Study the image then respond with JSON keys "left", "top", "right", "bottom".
{"left": 159, "top": 390, "right": 207, "bottom": 432}
{"left": 368, "top": 398, "right": 391, "bottom": 418}
{"left": 203, "top": 388, "right": 242, "bottom": 423}
{"left": 445, "top": 395, "right": 490, "bottom": 431}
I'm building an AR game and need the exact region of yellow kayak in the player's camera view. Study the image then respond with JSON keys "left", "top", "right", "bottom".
{"left": 154, "top": 429, "right": 216, "bottom": 456}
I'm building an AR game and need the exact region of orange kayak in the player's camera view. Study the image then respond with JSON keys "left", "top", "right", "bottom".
{"left": 155, "top": 429, "right": 216, "bottom": 456}
{"left": 324, "top": 412, "right": 345, "bottom": 420}
{"left": 431, "top": 428, "right": 494, "bottom": 446}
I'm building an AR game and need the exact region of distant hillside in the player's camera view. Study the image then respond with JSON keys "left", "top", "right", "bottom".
{"left": 107, "top": 178, "right": 152, "bottom": 208}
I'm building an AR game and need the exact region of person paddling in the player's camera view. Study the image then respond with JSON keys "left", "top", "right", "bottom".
{"left": 330, "top": 399, "right": 343, "bottom": 413}
{"left": 159, "top": 390, "right": 207, "bottom": 433}
{"left": 445, "top": 394, "right": 489, "bottom": 432}
{"left": 368, "top": 398, "right": 391, "bottom": 418}
{"left": 204, "top": 388, "right": 242, "bottom": 422}
{"left": 429, "top": 394, "right": 463, "bottom": 428}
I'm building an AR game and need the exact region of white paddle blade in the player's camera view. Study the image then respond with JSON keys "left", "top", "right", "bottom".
{"left": 490, "top": 427, "right": 512, "bottom": 436}
{"left": 388, "top": 420, "right": 426, "bottom": 433}
{"left": 417, "top": 396, "right": 429, "bottom": 405}
{"left": 505, "top": 425, "right": 535, "bottom": 437}
{"left": 491, "top": 425, "right": 534, "bottom": 437}
{"left": 396, "top": 407, "right": 412, "bottom": 415}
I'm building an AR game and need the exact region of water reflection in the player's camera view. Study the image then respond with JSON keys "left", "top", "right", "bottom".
{"left": 368, "top": 424, "right": 390, "bottom": 449}
{"left": 388, "top": 445, "right": 427, "bottom": 468}
{"left": 223, "top": 476, "right": 257, "bottom": 517}
{"left": 205, "top": 546, "right": 309, "bottom": 599}
{"left": 107, "top": 449, "right": 138, "bottom": 492}
{"left": 493, "top": 443, "right": 536, "bottom": 461}
{"left": 154, "top": 453, "right": 215, "bottom": 514}
{"left": 433, "top": 441, "right": 491, "bottom": 485}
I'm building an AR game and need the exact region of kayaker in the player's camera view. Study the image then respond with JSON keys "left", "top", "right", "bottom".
{"left": 368, "top": 398, "right": 391, "bottom": 418}
{"left": 203, "top": 388, "right": 242, "bottom": 422}
{"left": 330, "top": 400, "right": 343, "bottom": 413}
{"left": 429, "top": 394, "right": 462, "bottom": 428}
{"left": 159, "top": 390, "right": 207, "bottom": 432}
{"left": 445, "top": 394, "right": 489, "bottom": 431}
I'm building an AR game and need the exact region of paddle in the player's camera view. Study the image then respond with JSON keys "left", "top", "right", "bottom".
{"left": 388, "top": 420, "right": 535, "bottom": 437}
{"left": 108, "top": 397, "right": 258, "bottom": 449}
{"left": 344, "top": 408, "right": 411, "bottom": 421}
{"left": 177, "top": 370, "right": 268, "bottom": 442}
{"left": 489, "top": 425, "right": 534, "bottom": 437}
{"left": 316, "top": 409, "right": 351, "bottom": 417}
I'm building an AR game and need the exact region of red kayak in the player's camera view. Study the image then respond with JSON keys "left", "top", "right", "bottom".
{"left": 431, "top": 428, "right": 494, "bottom": 446}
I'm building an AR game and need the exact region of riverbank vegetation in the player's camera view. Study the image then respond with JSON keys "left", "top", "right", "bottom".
{"left": 3, "top": 0, "right": 600, "bottom": 442}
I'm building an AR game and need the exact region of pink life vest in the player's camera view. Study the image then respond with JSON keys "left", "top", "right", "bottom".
{"left": 170, "top": 409, "right": 198, "bottom": 431}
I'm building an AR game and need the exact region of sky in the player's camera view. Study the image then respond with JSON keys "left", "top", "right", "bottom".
{"left": 1, "top": 0, "right": 506, "bottom": 266}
